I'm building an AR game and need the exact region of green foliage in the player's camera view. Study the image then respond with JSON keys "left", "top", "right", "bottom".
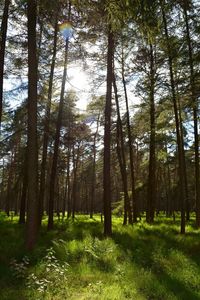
{"left": 26, "top": 247, "right": 70, "bottom": 298}
{"left": 1, "top": 214, "right": 200, "bottom": 299}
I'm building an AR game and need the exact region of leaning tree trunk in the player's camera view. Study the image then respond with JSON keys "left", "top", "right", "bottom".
{"left": 38, "top": 16, "right": 58, "bottom": 226}
{"left": 183, "top": 4, "right": 200, "bottom": 227}
{"left": 0, "top": 0, "right": 10, "bottom": 127}
{"left": 26, "top": 0, "right": 39, "bottom": 250}
{"left": 103, "top": 26, "right": 114, "bottom": 236}
{"left": 113, "top": 71, "right": 132, "bottom": 225}
{"left": 121, "top": 47, "right": 137, "bottom": 223}
{"left": 48, "top": 2, "right": 71, "bottom": 229}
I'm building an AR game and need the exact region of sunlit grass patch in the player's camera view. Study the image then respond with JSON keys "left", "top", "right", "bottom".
{"left": 1, "top": 212, "right": 200, "bottom": 299}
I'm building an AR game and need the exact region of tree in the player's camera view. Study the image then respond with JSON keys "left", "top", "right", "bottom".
{"left": 26, "top": 0, "right": 39, "bottom": 250}
{"left": 0, "top": 0, "right": 10, "bottom": 127}
{"left": 38, "top": 13, "right": 58, "bottom": 226}
{"left": 103, "top": 25, "right": 114, "bottom": 236}
{"left": 48, "top": 2, "right": 71, "bottom": 230}
{"left": 160, "top": 0, "right": 186, "bottom": 233}
{"left": 113, "top": 70, "right": 132, "bottom": 225}
{"left": 181, "top": 0, "right": 200, "bottom": 227}
{"left": 146, "top": 43, "right": 156, "bottom": 223}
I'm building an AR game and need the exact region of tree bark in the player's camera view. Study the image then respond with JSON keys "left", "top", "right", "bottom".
{"left": 0, "top": 0, "right": 10, "bottom": 127}
{"left": 90, "top": 113, "right": 100, "bottom": 218}
{"left": 183, "top": 4, "right": 200, "bottom": 227}
{"left": 66, "top": 147, "right": 71, "bottom": 218}
{"left": 103, "top": 26, "right": 114, "bottom": 236}
{"left": 26, "top": 0, "right": 39, "bottom": 250}
{"left": 113, "top": 71, "right": 132, "bottom": 225}
{"left": 160, "top": 0, "right": 186, "bottom": 233}
{"left": 72, "top": 145, "right": 80, "bottom": 220}
{"left": 38, "top": 17, "right": 58, "bottom": 226}
{"left": 121, "top": 47, "right": 137, "bottom": 222}
{"left": 19, "top": 150, "right": 28, "bottom": 224}
{"left": 146, "top": 43, "right": 156, "bottom": 224}
{"left": 48, "top": 4, "right": 71, "bottom": 229}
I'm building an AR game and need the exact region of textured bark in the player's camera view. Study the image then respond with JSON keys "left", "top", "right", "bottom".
{"left": 103, "top": 27, "right": 114, "bottom": 236}
{"left": 72, "top": 145, "right": 80, "bottom": 220}
{"left": 121, "top": 48, "right": 137, "bottom": 222}
{"left": 183, "top": 4, "right": 200, "bottom": 227}
{"left": 39, "top": 17, "right": 58, "bottom": 226}
{"left": 161, "top": 0, "right": 186, "bottom": 233}
{"left": 0, "top": 0, "right": 10, "bottom": 127}
{"left": 48, "top": 4, "right": 71, "bottom": 229}
{"left": 66, "top": 148, "right": 71, "bottom": 218}
{"left": 90, "top": 113, "right": 100, "bottom": 219}
{"left": 19, "top": 150, "right": 28, "bottom": 224}
{"left": 26, "top": 0, "right": 39, "bottom": 250}
{"left": 5, "top": 154, "right": 14, "bottom": 216}
{"left": 113, "top": 72, "right": 132, "bottom": 225}
{"left": 146, "top": 43, "right": 156, "bottom": 224}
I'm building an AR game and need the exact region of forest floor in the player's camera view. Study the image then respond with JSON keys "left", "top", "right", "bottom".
{"left": 0, "top": 213, "right": 200, "bottom": 300}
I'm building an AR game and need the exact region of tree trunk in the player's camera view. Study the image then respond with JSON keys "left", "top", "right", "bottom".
{"left": 146, "top": 43, "right": 156, "bottom": 224}
{"left": 19, "top": 150, "right": 28, "bottom": 224}
{"left": 0, "top": 0, "right": 10, "bottom": 127}
{"left": 67, "top": 148, "right": 71, "bottom": 218}
{"left": 113, "top": 71, "right": 132, "bottom": 225}
{"left": 5, "top": 154, "right": 14, "bottom": 216}
{"left": 183, "top": 4, "right": 200, "bottom": 227}
{"left": 121, "top": 47, "right": 137, "bottom": 223}
{"left": 103, "top": 26, "right": 114, "bottom": 236}
{"left": 39, "top": 17, "right": 58, "bottom": 226}
{"left": 26, "top": 0, "right": 39, "bottom": 250}
{"left": 90, "top": 113, "right": 100, "bottom": 218}
{"left": 160, "top": 0, "right": 186, "bottom": 234}
{"left": 48, "top": 4, "right": 71, "bottom": 230}
{"left": 72, "top": 145, "right": 80, "bottom": 220}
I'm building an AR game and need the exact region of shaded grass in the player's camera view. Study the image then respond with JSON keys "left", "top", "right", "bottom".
{"left": 0, "top": 213, "right": 200, "bottom": 299}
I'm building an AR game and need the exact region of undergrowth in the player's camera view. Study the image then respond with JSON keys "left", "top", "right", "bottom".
{"left": 0, "top": 213, "right": 200, "bottom": 299}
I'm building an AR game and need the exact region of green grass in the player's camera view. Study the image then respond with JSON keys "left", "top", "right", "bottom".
{"left": 1, "top": 213, "right": 200, "bottom": 299}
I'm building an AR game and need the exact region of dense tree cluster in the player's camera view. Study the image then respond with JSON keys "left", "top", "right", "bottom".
{"left": 0, "top": 0, "right": 199, "bottom": 249}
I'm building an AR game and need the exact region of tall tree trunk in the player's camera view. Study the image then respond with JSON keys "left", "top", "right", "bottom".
{"left": 66, "top": 147, "right": 71, "bottom": 218}
{"left": 26, "top": 0, "right": 39, "bottom": 250}
{"left": 72, "top": 145, "right": 80, "bottom": 220}
{"left": 121, "top": 47, "right": 137, "bottom": 222}
{"left": 146, "top": 43, "right": 156, "bottom": 224}
{"left": 47, "top": 41, "right": 67, "bottom": 228}
{"left": 113, "top": 71, "right": 132, "bottom": 225}
{"left": 48, "top": 3, "right": 71, "bottom": 230}
{"left": 39, "top": 17, "right": 58, "bottom": 226}
{"left": 177, "top": 92, "right": 189, "bottom": 221}
{"left": 103, "top": 26, "right": 114, "bottom": 236}
{"left": 183, "top": 4, "right": 200, "bottom": 227}
{"left": 0, "top": 0, "right": 10, "bottom": 127}
{"left": 19, "top": 150, "right": 28, "bottom": 224}
{"left": 5, "top": 154, "right": 14, "bottom": 216}
{"left": 160, "top": 0, "right": 186, "bottom": 233}
{"left": 90, "top": 113, "right": 100, "bottom": 218}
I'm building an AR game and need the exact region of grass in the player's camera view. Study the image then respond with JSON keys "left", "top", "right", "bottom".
{"left": 0, "top": 212, "right": 200, "bottom": 299}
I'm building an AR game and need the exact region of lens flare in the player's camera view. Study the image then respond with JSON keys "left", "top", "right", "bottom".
{"left": 59, "top": 21, "right": 73, "bottom": 40}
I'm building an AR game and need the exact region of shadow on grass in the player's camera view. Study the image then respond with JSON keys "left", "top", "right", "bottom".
{"left": 1, "top": 214, "right": 200, "bottom": 300}
{"left": 112, "top": 224, "right": 200, "bottom": 300}
{"left": 0, "top": 215, "right": 103, "bottom": 296}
